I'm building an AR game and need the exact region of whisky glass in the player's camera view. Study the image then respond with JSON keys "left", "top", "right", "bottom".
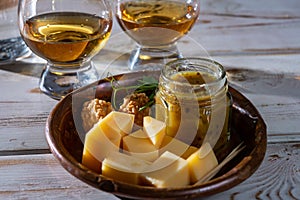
{"left": 115, "top": 0, "right": 200, "bottom": 71}
{"left": 18, "top": 0, "right": 112, "bottom": 99}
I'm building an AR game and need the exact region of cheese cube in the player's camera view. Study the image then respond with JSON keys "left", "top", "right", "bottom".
{"left": 82, "top": 111, "right": 134, "bottom": 171}
{"left": 82, "top": 122, "right": 121, "bottom": 171}
{"left": 160, "top": 135, "right": 198, "bottom": 159}
{"left": 99, "top": 111, "right": 135, "bottom": 137}
{"left": 187, "top": 143, "right": 218, "bottom": 184}
{"left": 123, "top": 129, "right": 159, "bottom": 162}
{"left": 183, "top": 146, "right": 199, "bottom": 160}
{"left": 141, "top": 151, "right": 189, "bottom": 188}
{"left": 102, "top": 151, "right": 150, "bottom": 185}
{"left": 82, "top": 148, "right": 102, "bottom": 173}
{"left": 143, "top": 116, "right": 166, "bottom": 148}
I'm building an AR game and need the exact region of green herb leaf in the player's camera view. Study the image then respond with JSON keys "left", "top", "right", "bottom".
{"left": 110, "top": 76, "right": 158, "bottom": 111}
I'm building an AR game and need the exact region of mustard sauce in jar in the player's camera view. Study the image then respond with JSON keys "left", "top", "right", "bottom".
{"left": 156, "top": 58, "right": 232, "bottom": 151}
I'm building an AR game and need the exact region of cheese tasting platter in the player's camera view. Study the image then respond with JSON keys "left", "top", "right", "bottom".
{"left": 45, "top": 71, "right": 267, "bottom": 199}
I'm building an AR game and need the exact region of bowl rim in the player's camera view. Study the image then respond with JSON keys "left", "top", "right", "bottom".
{"left": 45, "top": 72, "right": 267, "bottom": 199}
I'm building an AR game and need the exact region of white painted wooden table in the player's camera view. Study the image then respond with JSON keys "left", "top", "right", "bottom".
{"left": 1, "top": 0, "right": 300, "bottom": 199}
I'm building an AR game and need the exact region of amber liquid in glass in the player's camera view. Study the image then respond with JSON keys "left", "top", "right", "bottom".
{"left": 116, "top": 0, "right": 199, "bottom": 47}
{"left": 22, "top": 12, "right": 112, "bottom": 64}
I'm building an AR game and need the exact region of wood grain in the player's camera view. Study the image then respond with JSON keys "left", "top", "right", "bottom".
{"left": 206, "top": 143, "right": 300, "bottom": 200}
{"left": 201, "top": 0, "right": 300, "bottom": 18}
{"left": 0, "top": 70, "right": 56, "bottom": 152}
{"left": 0, "top": 154, "right": 118, "bottom": 200}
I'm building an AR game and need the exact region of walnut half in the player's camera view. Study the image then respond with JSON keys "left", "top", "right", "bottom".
{"left": 81, "top": 99, "right": 113, "bottom": 132}
{"left": 119, "top": 93, "right": 150, "bottom": 126}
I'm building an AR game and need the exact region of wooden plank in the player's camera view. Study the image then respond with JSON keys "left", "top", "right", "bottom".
{"left": 205, "top": 142, "right": 300, "bottom": 200}
{"left": 0, "top": 154, "right": 118, "bottom": 200}
{"left": 0, "top": 70, "right": 57, "bottom": 152}
{"left": 0, "top": 142, "right": 299, "bottom": 199}
{"left": 188, "top": 11, "right": 300, "bottom": 55}
{"left": 200, "top": 0, "right": 300, "bottom": 18}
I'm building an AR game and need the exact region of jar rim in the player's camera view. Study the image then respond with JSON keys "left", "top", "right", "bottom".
{"left": 162, "top": 57, "right": 226, "bottom": 89}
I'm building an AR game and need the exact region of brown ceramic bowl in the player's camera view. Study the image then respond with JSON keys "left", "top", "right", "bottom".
{"left": 45, "top": 71, "right": 267, "bottom": 199}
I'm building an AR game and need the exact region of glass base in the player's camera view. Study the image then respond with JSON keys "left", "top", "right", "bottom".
{"left": 39, "top": 61, "right": 99, "bottom": 100}
{"left": 128, "top": 45, "right": 181, "bottom": 71}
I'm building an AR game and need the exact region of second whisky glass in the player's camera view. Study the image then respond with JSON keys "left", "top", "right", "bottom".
{"left": 115, "top": 0, "right": 200, "bottom": 71}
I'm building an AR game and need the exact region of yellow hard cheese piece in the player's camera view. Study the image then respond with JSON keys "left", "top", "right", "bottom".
{"left": 143, "top": 116, "right": 166, "bottom": 148}
{"left": 183, "top": 146, "right": 199, "bottom": 159}
{"left": 82, "top": 111, "right": 134, "bottom": 172}
{"left": 187, "top": 143, "right": 218, "bottom": 184}
{"left": 102, "top": 151, "right": 150, "bottom": 185}
{"left": 82, "top": 148, "right": 102, "bottom": 173}
{"left": 160, "top": 135, "right": 198, "bottom": 159}
{"left": 99, "top": 111, "right": 135, "bottom": 137}
{"left": 82, "top": 122, "right": 121, "bottom": 172}
{"left": 141, "top": 151, "right": 189, "bottom": 188}
{"left": 123, "top": 129, "right": 159, "bottom": 162}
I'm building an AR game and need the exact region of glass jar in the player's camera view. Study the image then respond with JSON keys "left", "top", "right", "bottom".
{"left": 156, "top": 57, "right": 232, "bottom": 151}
